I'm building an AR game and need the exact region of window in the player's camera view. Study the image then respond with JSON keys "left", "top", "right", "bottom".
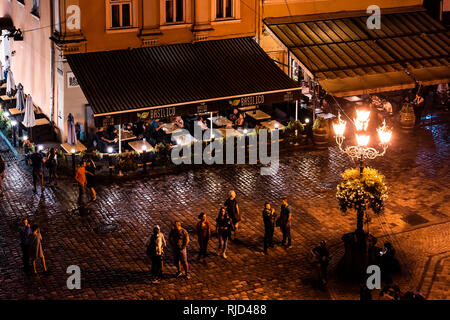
{"left": 31, "top": 0, "right": 40, "bottom": 17}
{"left": 17, "top": 0, "right": 25, "bottom": 5}
{"left": 165, "top": 0, "right": 184, "bottom": 23}
{"left": 110, "top": 0, "right": 132, "bottom": 28}
{"left": 216, "top": 0, "right": 233, "bottom": 19}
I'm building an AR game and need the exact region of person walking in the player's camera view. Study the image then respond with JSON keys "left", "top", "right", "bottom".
{"left": 224, "top": 190, "right": 241, "bottom": 239}
{"left": 412, "top": 92, "right": 425, "bottom": 126}
{"left": 29, "top": 146, "right": 46, "bottom": 193}
{"left": 0, "top": 155, "right": 5, "bottom": 197}
{"left": 146, "top": 225, "right": 166, "bottom": 283}
{"left": 46, "top": 148, "right": 58, "bottom": 186}
{"left": 168, "top": 221, "right": 190, "bottom": 279}
{"left": 75, "top": 160, "right": 88, "bottom": 210}
{"left": 279, "top": 198, "right": 292, "bottom": 248}
{"left": 310, "top": 240, "right": 329, "bottom": 289}
{"left": 29, "top": 224, "right": 48, "bottom": 274}
{"left": 85, "top": 159, "right": 97, "bottom": 201}
{"left": 262, "top": 202, "right": 276, "bottom": 254}
{"left": 19, "top": 218, "right": 31, "bottom": 273}
{"left": 216, "top": 207, "right": 233, "bottom": 259}
{"left": 196, "top": 212, "right": 211, "bottom": 260}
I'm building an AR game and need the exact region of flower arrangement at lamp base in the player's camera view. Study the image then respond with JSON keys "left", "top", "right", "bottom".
{"left": 336, "top": 167, "right": 388, "bottom": 282}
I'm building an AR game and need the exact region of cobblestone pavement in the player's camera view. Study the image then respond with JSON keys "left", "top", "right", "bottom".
{"left": 0, "top": 116, "right": 449, "bottom": 300}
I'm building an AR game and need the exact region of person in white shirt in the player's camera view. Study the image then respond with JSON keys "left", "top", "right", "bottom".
{"left": 146, "top": 225, "right": 166, "bottom": 282}
{"left": 4, "top": 56, "right": 10, "bottom": 81}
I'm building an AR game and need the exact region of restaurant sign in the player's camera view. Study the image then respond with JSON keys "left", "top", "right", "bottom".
{"left": 239, "top": 94, "right": 265, "bottom": 107}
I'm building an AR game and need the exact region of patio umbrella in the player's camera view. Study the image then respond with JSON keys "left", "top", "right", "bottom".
{"left": 16, "top": 83, "right": 25, "bottom": 111}
{"left": 0, "top": 61, "right": 3, "bottom": 82}
{"left": 67, "top": 113, "right": 77, "bottom": 145}
{"left": 6, "top": 69, "right": 16, "bottom": 97}
{"left": 23, "top": 95, "right": 36, "bottom": 129}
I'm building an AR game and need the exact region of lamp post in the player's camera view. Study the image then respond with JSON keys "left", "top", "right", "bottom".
{"left": 71, "top": 148, "right": 76, "bottom": 175}
{"left": 107, "top": 146, "right": 113, "bottom": 176}
{"left": 11, "top": 120, "right": 17, "bottom": 147}
{"left": 333, "top": 111, "right": 392, "bottom": 174}
{"left": 142, "top": 143, "right": 147, "bottom": 173}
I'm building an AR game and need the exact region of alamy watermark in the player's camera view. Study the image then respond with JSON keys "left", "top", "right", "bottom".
{"left": 170, "top": 126, "right": 279, "bottom": 176}
{"left": 367, "top": 5, "right": 381, "bottom": 30}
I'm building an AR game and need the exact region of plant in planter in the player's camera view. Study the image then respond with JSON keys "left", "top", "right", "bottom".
{"left": 336, "top": 167, "right": 388, "bottom": 232}
{"left": 399, "top": 102, "right": 415, "bottom": 130}
{"left": 283, "top": 120, "right": 304, "bottom": 144}
{"left": 116, "top": 151, "right": 138, "bottom": 173}
{"left": 154, "top": 143, "right": 172, "bottom": 166}
{"left": 0, "top": 110, "right": 11, "bottom": 136}
{"left": 312, "top": 117, "right": 330, "bottom": 149}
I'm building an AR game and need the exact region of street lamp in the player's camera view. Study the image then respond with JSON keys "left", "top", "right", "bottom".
{"left": 333, "top": 111, "right": 392, "bottom": 174}
{"left": 11, "top": 120, "right": 17, "bottom": 147}
{"left": 71, "top": 148, "right": 76, "bottom": 175}
{"left": 142, "top": 143, "right": 147, "bottom": 172}
{"left": 107, "top": 146, "right": 113, "bottom": 176}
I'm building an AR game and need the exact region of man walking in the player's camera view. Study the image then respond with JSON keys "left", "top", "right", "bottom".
{"left": 75, "top": 161, "right": 88, "bottom": 213}
{"left": 311, "top": 240, "right": 330, "bottom": 289}
{"left": 19, "top": 218, "right": 31, "bottom": 273}
{"left": 279, "top": 198, "right": 292, "bottom": 248}
{"left": 262, "top": 202, "right": 276, "bottom": 254}
{"left": 29, "top": 146, "right": 46, "bottom": 193}
{"left": 224, "top": 190, "right": 241, "bottom": 239}
{"left": 169, "top": 221, "right": 190, "bottom": 279}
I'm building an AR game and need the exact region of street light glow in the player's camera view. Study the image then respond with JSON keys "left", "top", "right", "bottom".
{"left": 71, "top": 148, "right": 76, "bottom": 153}
{"left": 11, "top": 120, "right": 18, "bottom": 126}
{"left": 377, "top": 120, "right": 392, "bottom": 145}
{"left": 107, "top": 146, "right": 113, "bottom": 154}
{"left": 356, "top": 134, "right": 370, "bottom": 147}
{"left": 355, "top": 109, "right": 370, "bottom": 131}
{"left": 305, "top": 118, "right": 310, "bottom": 124}
{"left": 333, "top": 113, "right": 346, "bottom": 137}
{"left": 142, "top": 144, "right": 147, "bottom": 152}
{"left": 38, "top": 145, "right": 44, "bottom": 151}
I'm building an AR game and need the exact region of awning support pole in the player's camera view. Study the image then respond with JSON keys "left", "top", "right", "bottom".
{"left": 295, "top": 100, "right": 298, "bottom": 138}
{"left": 119, "top": 124, "right": 122, "bottom": 154}
{"left": 210, "top": 112, "right": 213, "bottom": 140}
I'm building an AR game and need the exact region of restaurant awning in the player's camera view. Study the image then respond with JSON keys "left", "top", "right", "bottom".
{"left": 66, "top": 37, "right": 300, "bottom": 126}
{"left": 264, "top": 6, "right": 450, "bottom": 97}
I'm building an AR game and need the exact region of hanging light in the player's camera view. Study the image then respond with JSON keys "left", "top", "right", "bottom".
{"left": 355, "top": 109, "right": 370, "bottom": 131}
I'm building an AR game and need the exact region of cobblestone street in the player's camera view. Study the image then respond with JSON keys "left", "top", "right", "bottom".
{"left": 0, "top": 117, "right": 449, "bottom": 300}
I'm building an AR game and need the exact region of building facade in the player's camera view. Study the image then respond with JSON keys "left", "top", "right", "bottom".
{"left": 0, "top": 0, "right": 259, "bottom": 141}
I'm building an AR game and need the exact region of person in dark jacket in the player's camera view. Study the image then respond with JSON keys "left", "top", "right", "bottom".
{"left": 46, "top": 148, "right": 58, "bottom": 186}
{"left": 311, "top": 240, "right": 329, "bottom": 289}
{"left": 216, "top": 207, "right": 233, "bottom": 259}
{"left": 19, "top": 218, "right": 31, "bottom": 272}
{"left": 262, "top": 202, "right": 277, "bottom": 254}
{"left": 279, "top": 198, "right": 292, "bottom": 248}
{"left": 29, "top": 224, "right": 48, "bottom": 274}
{"left": 224, "top": 190, "right": 241, "bottom": 239}
{"left": 0, "top": 155, "right": 5, "bottom": 196}
{"left": 196, "top": 212, "right": 211, "bottom": 260}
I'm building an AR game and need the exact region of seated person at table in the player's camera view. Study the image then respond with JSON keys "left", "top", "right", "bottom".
{"left": 228, "top": 108, "right": 240, "bottom": 123}
{"left": 94, "top": 127, "right": 109, "bottom": 152}
{"left": 196, "top": 116, "right": 209, "bottom": 131}
{"left": 321, "top": 99, "right": 331, "bottom": 114}
{"left": 175, "top": 116, "right": 184, "bottom": 129}
{"left": 123, "top": 123, "right": 133, "bottom": 132}
{"left": 155, "top": 121, "right": 172, "bottom": 145}
{"left": 234, "top": 113, "right": 245, "bottom": 129}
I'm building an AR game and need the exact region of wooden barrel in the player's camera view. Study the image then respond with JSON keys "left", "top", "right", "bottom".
{"left": 399, "top": 103, "right": 415, "bottom": 131}
{"left": 313, "top": 128, "right": 329, "bottom": 149}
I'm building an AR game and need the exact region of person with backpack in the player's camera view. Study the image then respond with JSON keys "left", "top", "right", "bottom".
{"left": 146, "top": 225, "right": 166, "bottom": 283}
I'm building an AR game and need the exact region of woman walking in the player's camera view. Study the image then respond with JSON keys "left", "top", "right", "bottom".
{"left": 46, "top": 148, "right": 58, "bottom": 186}
{"left": 29, "top": 225, "right": 48, "bottom": 274}
{"left": 216, "top": 207, "right": 233, "bottom": 259}
{"left": 85, "top": 159, "right": 97, "bottom": 201}
{"left": 196, "top": 212, "right": 211, "bottom": 260}
{"left": 0, "top": 155, "right": 5, "bottom": 197}
{"left": 146, "top": 225, "right": 166, "bottom": 283}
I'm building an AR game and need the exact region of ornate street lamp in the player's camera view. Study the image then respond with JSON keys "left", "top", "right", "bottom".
{"left": 333, "top": 110, "right": 392, "bottom": 173}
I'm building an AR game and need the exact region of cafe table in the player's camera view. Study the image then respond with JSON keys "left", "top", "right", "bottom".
{"left": 246, "top": 109, "right": 271, "bottom": 121}
{"left": 172, "top": 132, "right": 198, "bottom": 146}
{"left": 120, "top": 130, "right": 136, "bottom": 142}
{"left": 260, "top": 120, "right": 285, "bottom": 131}
{"left": 161, "top": 123, "right": 182, "bottom": 134}
{"left": 207, "top": 116, "right": 232, "bottom": 127}
{"left": 128, "top": 140, "right": 154, "bottom": 153}
{"left": 60, "top": 141, "right": 87, "bottom": 154}
{"left": 217, "top": 128, "right": 244, "bottom": 139}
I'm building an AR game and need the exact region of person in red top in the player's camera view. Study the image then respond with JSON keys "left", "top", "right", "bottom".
{"left": 75, "top": 161, "right": 88, "bottom": 209}
{"left": 196, "top": 212, "right": 211, "bottom": 261}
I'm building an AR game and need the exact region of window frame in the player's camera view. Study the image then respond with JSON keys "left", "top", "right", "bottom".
{"left": 163, "top": 0, "right": 186, "bottom": 25}
{"left": 215, "top": 0, "right": 234, "bottom": 20}
{"left": 107, "top": 0, "right": 136, "bottom": 30}
{"left": 31, "top": 0, "right": 40, "bottom": 18}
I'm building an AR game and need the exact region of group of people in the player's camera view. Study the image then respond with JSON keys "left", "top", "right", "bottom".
{"left": 144, "top": 190, "right": 294, "bottom": 283}
{"left": 18, "top": 218, "right": 48, "bottom": 275}
{"left": 28, "top": 146, "right": 58, "bottom": 193}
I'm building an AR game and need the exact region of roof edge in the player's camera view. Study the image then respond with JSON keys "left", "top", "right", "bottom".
{"left": 264, "top": 5, "right": 426, "bottom": 25}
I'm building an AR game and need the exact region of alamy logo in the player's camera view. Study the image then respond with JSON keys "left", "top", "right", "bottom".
{"left": 171, "top": 126, "right": 279, "bottom": 175}
{"left": 366, "top": 5, "right": 381, "bottom": 30}
{"left": 66, "top": 265, "right": 81, "bottom": 290}
{"left": 67, "top": 5, "right": 81, "bottom": 31}
{"left": 366, "top": 265, "right": 381, "bottom": 290}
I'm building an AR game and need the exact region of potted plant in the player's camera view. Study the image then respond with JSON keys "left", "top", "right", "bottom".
{"left": 116, "top": 152, "right": 138, "bottom": 174}
{"left": 312, "top": 116, "right": 330, "bottom": 149}
{"left": 399, "top": 102, "right": 415, "bottom": 130}
{"left": 283, "top": 120, "right": 304, "bottom": 144}
{"left": 154, "top": 143, "right": 172, "bottom": 167}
